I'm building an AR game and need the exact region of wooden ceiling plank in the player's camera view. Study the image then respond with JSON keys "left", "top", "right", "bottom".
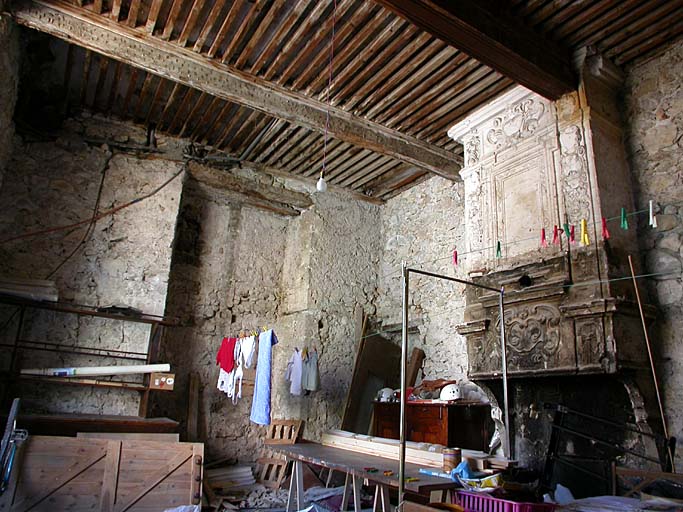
{"left": 276, "top": 0, "right": 359, "bottom": 87}
{"left": 126, "top": 0, "right": 141, "bottom": 27}
{"left": 330, "top": 25, "right": 424, "bottom": 107}
{"left": 313, "top": 17, "right": 408, "bottom": 102}
{"left": 326, "top": 148, "right": 374, "bottom": 181}
{"left": 305, "top": 13, "right": 394, "bottom": 100}
{"left": 145, "top": 77, "right": 168, "bottom": 125}
{"left": 595, "top": 2, "right": 682, "bottom": 55}
{"left": 240, "top": 117, "right": 285, "bottom": 160}
{"left": 212, "top": 102, "right": 241, "bottom": 148}
{"left": 301, "top": 141, "right": 356, "bottom": 177}
{"left": 552, "top": 0, "right": 640, "bottom": 43}
{"left": 14, "top": 0, "right": 462, "bottom": 179}
{"left": 92, "top": 0, "right": 102, "bottom": 15}
{"left": 414, "top": 77, "right": 514, "bottom": 140}
{"left": 248, "top": 2, "right": 308, "bottom": 75}
{"left": 157, "top": 81, "right": 182, "bottom": 128}
{"left": 221, "top": 0, "right": 257, "bottom": 63}
{"left": 133, "top": 72, "right": 155, "bottom": 120}
{"left": 247, "top": 118, "right": 288, "bottom": 162}
{"left": 510, "top": 0, "right": 549, "bottom": 19}
{"left": 333, "top": 153, "right": 385, "bottom": 185}
{"left": 613, "top": 16, "right": 683, "bottom": 65}
{"left": 80, "top": 49, "right": 92, "bottom": 105}
{"left": 198, "top": 100, "right": 232, "bottom": 145}
{"left": 110, "top": 0, "right": 121, "bottom": 21}
{"left": 225, "top": 109, "right": 261, "bottom": 151}
{"left": 178, "top": 0, "right": 207, "bottom": 47}
{"left": 179, "top": 91, "right": 209, "bottom": 138}
{"left": 289, "top": 138, "right": 345, "bottom": 176}
{"left": 192, "top": 0, "right": 227, "bottom": 52}
{"left": 207, "top": 0, "right": 242, "bottom": 59}
{"left": 374, "top": 0, "right": 576, "bottom": 99}
{"left": 341, "top": 32, "right": 433, "bottom": 112}
{"left": 378, "top": 54, "right": 477, "bottom": 128}
{"left": 268, "top": 128, "right": 323, "bottom": 170}
{"left": 363, "top": 45, "right": 456, "bottom": 120}
{"left": 105, "top": 60, "right": 121, "bottom": 111}
{"left": 63, "top": 42, "right": 75, "bottom": 92}
{"left": 234, "top": 1, "right": 284, "bottom": 69}
{"left": 352, "top": 38, "right": 446, "bottom": 116}
{"left": 120, "top": 66, "right": 140, "bottom": 117}
{"left": 217, "top": 105, "right": 252, "bottom": 150}
{"left": 290, "top": 1, "right": 378, "bottom": 93}
{"left": 145, "top": 0, "right": 164, "bottom": 34}
{"left": 236, "top": 115, "right": 275, "bottom": 159}
{"left": 161, "top": 0, "right": 184, "bottom": 40}
{"left": 190, "top": 96, "right": 223, "bottom": 140}
{"left": 263, "top": 127, "right": 311, "bottom": 167}
{"left": 261, "top": 0, "right": 330, "bottom": 81}
{"left": 376, "top": 170, "right": 431, "bottom": 201}
{"left": 92, "top": 54, "right": 110, "bottom": 108}
{"left": 347, "top": 159, "right": 402, "bottom": 190}
{"left": 167, "top": 87, "right": 196, "bottom": 133}
{"left": 534, "top": 0, "right": 595, "bottom": 34}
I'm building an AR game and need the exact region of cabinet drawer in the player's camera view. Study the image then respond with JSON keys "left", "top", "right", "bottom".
{"left": 408, "top": 405, "right": 442, "bottom": 422}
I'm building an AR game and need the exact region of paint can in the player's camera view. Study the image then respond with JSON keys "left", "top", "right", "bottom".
{"left": 442, "top": 448, "right": 461, "bottom": 473}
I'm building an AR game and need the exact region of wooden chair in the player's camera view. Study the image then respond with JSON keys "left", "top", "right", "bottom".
{"left": 256, "top": 419, "right": 303, "bottom": 490}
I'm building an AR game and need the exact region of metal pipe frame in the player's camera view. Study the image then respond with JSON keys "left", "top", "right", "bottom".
{"left": 399, "top": 266, "right": 510, "bottom": 509}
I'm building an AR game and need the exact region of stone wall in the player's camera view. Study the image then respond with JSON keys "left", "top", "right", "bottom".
{"left": 0, "top": 9, "right": 19, "bottom": 189}
{"left": 376, "top": 176, "right": 469, "bottom": 381}
{"left": 624, "top": 38, "right": 683, "bottom": 468}
{"left": 152, "top": 170, "right": 382, "bottom": 460}
{"left": 0, "top": 114, "right": 184, "bottom": 415}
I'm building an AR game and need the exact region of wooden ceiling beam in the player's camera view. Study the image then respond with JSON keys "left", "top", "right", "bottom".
{"left": 374, "top": 0, "right": 577, "bottom": 100}
{"left": 11, "top": 0, "right": 463, "bottom": 179}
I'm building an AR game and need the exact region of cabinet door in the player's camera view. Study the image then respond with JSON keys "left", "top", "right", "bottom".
{"left": 447, "top": 404, "right": 493, "bottom": 450}
{"left": 407, "top": 405, "right": 447, "bottom": 445}
{"left": 372, "top": 403, "right": 400, "bottom": 439}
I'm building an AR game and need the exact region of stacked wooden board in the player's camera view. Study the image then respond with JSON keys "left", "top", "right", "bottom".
{"left": 321, "top": 430, "right": 516, "bottom": 470}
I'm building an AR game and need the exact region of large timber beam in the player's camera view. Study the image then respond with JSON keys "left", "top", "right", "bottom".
{"left": 374, "top": 0, "right": 577, "bottom": 100}
{"left": 11, "top": 0, "right": 463, "bottom": 180}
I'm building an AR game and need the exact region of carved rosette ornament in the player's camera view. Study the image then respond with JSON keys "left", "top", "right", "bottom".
{"left": 486, "top": 99, "right": 546, "bottom": 151}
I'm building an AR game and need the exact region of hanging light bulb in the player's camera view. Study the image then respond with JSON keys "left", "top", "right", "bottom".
{"left": 316, "top": 171, "right": 328, "bottom": 192}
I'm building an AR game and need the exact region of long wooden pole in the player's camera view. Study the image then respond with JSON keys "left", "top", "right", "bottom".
{"left": 627, "top": 255, "right": 675, "bottom": 472}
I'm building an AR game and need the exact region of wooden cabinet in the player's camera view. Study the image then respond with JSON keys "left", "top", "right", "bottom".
{"left": 372, "top": 401, "right": 493, "bottom": 451}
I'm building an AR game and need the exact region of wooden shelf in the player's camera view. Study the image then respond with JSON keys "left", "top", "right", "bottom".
{"left": 18, "top": 374, "right": 149, "bottom": 391}
{"left": 0, "top": 293, "right": 177, "bottom": 326}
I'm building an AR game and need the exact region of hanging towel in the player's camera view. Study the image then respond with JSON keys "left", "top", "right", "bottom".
{"left": 285, "top": 349, "right": 303, "bottom": 396}
{"left": 250, "top": 329, "right": 278, "bottom": 425}
{"left": 302, "top": 349, "right": 320, "bottom": 392}
{"left": 216, "top": 337, "right": 238, "bottom": 373}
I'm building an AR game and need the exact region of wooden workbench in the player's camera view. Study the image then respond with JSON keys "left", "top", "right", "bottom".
{"left": 271, "top": 442, "right": 457, "bottom": 512}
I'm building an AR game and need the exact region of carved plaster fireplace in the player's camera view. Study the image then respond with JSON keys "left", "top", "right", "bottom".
{"left": 448, "top": 53, "right": 661, "bottom": 478}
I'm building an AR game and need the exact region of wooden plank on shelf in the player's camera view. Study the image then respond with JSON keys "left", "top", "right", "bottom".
{"left": 9, "top": 413, "right": 179, "bottom": 436}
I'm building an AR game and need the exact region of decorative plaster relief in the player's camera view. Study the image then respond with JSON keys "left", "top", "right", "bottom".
{"left": 559, "top": 125, "right": 592, "bottom": 222}
{"left": 464, "top": 134, "right": 481, "bottom": 167}
{"left": 486, "top": 99, "right": 546, "bottom": 152}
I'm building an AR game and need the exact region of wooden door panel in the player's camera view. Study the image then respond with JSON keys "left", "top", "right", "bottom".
{"left": 0, "top": 436, "right": 203, "bottom": 512}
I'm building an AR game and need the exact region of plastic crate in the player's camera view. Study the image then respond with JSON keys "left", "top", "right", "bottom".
{"left": 454, "top": 491, "right": 557, "bottom": 512}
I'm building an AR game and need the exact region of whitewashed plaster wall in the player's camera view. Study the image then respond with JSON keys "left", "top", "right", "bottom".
{"left": 0, "top": 9, "right": 19, "bottom": 189}
{"left": 624, "top": 38, "right": 683, "bottom": 468}
{"left": 376, "top": 176, "right": 469, "bottom": 381}
{"left": 0, "top": 115, "right": 184, "bottom": 415}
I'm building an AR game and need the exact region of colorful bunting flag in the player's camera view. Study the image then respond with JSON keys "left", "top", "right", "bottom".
{"left": 621, "top": 207, "right": 629, "bottom": 230}
{"left": 602, "top": 217, "right": 610, "bottom": 240}
{"left": 496, "top": 240, "right": 502, "bottom": 258}
{"left": 452, "top": 249, "right": 458, "bottom": 266}
{"left": 580, "top": 219, "right": 590, "bottom": 246}
{"left": 541, "top": 228, "right": 548, "bottom": 248}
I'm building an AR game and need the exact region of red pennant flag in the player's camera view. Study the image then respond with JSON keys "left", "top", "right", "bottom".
{"left": 552, "top": 225, "right": 559, "bottom": 245}
{"left": 452, "top": 249, "right": 458, "bottom": 266}
{"left": 602, "top": 217, "right": 610, "bottom": 240}
{"left": 541, "top": 228, "right": 548, "bottom": 248}
{"left": 570, "top": 225, "right": 576, "bottom": 244}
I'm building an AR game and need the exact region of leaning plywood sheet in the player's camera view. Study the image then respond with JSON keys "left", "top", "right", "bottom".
{"left": 0, "top": 436, "right": 203, "bottom": 512}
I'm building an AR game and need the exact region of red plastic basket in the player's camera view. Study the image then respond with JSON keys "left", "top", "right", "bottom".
{"left": 454, "top": 491, "right": 557, "bottom": 512}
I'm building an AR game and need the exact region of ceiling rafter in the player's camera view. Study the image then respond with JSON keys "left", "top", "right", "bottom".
{"left": 12, "top": 0, "right": 463, "bottom": 181}
{"left": 374, "top": 0, "right": 577, "bottom": 99}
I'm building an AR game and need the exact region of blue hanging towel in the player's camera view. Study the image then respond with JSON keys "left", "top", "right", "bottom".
{"left": 250, "top": 329, "right": 278, "bottom": 425}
